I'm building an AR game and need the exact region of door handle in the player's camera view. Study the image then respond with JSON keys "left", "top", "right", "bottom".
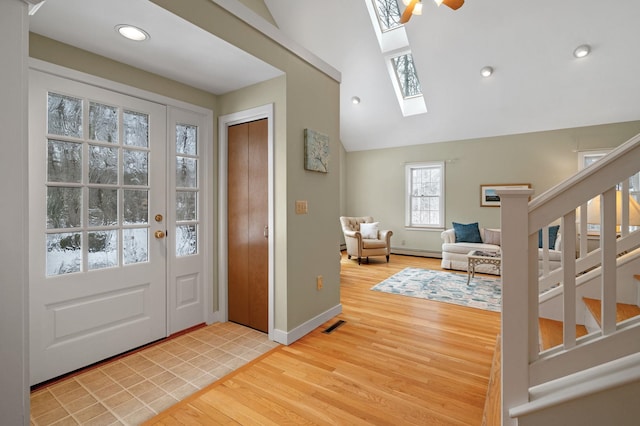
{"left": 155, "top": 230, "right": 166, "bottom": 239}
{"left": 264, "top": 226, "right": 268, "bottom": 239}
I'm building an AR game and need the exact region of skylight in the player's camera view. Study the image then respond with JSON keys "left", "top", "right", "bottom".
{"left": 392, "top": 53, "right": 422, "bottom": 98}
{"left": 373, "top": 0, "right": 402, "bottom": 32}
{"left": 364, "top": 0, "right": 427, "bottom": 116}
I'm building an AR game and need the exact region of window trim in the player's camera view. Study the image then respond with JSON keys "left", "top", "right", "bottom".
{"left": 405, "top": 161, "right": 445, "bottom": 229}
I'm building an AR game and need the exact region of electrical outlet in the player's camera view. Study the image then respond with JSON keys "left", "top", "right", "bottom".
{"left": 316, "top": 275, "right": 323, "bottom": 290}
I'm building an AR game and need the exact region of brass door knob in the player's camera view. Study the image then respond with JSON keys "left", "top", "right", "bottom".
{"left": 154, "top": 230, "right": 166, "bottom": 239}
{"left": 155, "top": 214, "right": 163, "bottom": 222}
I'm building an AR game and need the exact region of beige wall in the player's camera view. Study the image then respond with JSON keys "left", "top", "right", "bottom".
{"left": 31, "top": 0, "right": 342, "bottom": 336}
{"left": 235, "top": 0, "right": 277, "bottom": 25}
{"left": 30, "top": 34, "right": 217, "bottom": 111}
{"left": 345, "top": 121, "right": 640, "bottom": 255}
{"left": 153, "top": 0, "right": 341, "bottom": 331}
{"left": 284, "top": 61, "right": 341, "bottom": 329}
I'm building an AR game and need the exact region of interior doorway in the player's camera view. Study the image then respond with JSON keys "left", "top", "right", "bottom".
{"left": 218, "top": 104, "right": 275, "bottom": 339}
{"left": 227, "top": 119, "right": 269, "bottom": 332}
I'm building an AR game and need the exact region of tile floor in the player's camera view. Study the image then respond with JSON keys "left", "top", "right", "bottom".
{"left": 30, "top": 322, "right": 279, "bottom": 426}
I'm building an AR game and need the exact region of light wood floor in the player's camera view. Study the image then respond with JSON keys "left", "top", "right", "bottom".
{"left": 145, "top": 254, "right": 501, "bottom": 425}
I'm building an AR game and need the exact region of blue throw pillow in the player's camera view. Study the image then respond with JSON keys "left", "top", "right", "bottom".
{"left": 538, "top": 225, "right": 560, "bottom": 249}
{"left": 453, "top": 222, "right": 483, "bottom": 243}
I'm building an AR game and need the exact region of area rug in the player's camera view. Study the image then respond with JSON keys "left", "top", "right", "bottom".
{"left": 371, "top": 267, "right": 501, "bottom": 312}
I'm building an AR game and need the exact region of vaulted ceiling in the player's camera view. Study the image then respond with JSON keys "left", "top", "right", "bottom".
{"left": 30, "top": 0, "right": 640, "bottom": 152}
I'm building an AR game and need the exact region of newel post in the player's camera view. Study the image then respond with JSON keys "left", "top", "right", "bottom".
{"left": 498, "top": 188, "right": 534, "bottom": 426}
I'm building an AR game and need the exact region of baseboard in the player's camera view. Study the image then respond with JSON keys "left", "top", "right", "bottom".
{"left": 207, "top": 310, "right": 220, "bottom": 325}
{"left": 391, "top": 248, "right": 442, "bottom": 258}
{"left": 272, "top": 304, "right": 343, "bottom": 345}
{"left": 339, "top": 245, "right": 442, "bottom": 259}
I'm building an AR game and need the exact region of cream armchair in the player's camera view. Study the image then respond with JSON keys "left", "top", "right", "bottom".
{"left": 340, "top": 216, "right": 393, "bottom": 264}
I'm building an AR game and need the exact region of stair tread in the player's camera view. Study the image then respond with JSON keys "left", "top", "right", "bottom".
{"left": 583, "top": 297, "right": 640, "bottom": 326}
{"left": 538, "top": 318, "right": 588, "bottom": 351}
{"left": 482, "top": 334, "right": 501, "bottom": 426}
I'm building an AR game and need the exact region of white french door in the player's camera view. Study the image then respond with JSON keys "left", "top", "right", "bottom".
{"left": 167, "top": 107, "right": 207, "bottom": 335}
{"left": 28, "top": 69, "right": 207, "bottom": 385}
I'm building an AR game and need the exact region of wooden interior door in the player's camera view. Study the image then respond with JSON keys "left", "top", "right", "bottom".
{"left": 227, "top": 119, "right": 268, "bottom": 332}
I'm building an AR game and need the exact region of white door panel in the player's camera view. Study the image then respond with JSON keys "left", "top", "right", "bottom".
{"left": 168, "top": 107, "right": 207, "bottom": 334}
{"left": 29, "top": 70, "right": 167, "bottom": 385}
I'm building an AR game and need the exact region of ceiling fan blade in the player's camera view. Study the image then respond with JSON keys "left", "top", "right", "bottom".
{"left": 399, "top": 0, "right": 419, "bottom": 24}
{"left": 442, "top": 0, "right": 464, "bottom": 10}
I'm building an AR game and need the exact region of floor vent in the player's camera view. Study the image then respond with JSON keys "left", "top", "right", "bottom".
{"left": 323, "top": 320, "right": 345, "bottom": 334}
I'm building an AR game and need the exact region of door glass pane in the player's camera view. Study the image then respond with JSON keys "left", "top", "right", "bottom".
{"left": 124, "top": 228, "right": 148, "bottom": 264}
{"left": 47, "top": 232, "right": 82, "bottom": 275}
{"left": 89, "top": 145, "right": 118, "bottom": 184}
{"left": 47, "top": 93, "right": 82, "bottom": 138}
{"left": 175, "top": 121, "right": 198, "bottom": 258}
{"left": 176, "top": 124, "right": 197, "bottom": 155}
{"left": 88, "top": 188, "right": 118, "bottom": 226}
{"left": 176, "top": 225, "right": 197, "bottom": 256}
{"left": 43, "top": 91, "right": 158, "bottom": 276}
{"left": 123, "top": 149, "right": 148, "bottom": 186}
{"left": 48, "top": 140, "right": 82, "bottom": 183}
{"left": 176, "top": 157, "right": 197, "bottom": 188}
{"left": 88, "top": 230, "right": 118, "bottom": 270}
{"left": 124, "top": 110, "right": 149, "bottom": 147}
{"left": 47, "top": 187, "right": 81, "bottom": 229}
{"left": 176, "top": 191, "right": 196, "bottom": 221}
{"left": 89, "top": 102, "right": 118, "bottom": 143}
{"left": 123, "top": 190, "right": 148, "bottom": 224}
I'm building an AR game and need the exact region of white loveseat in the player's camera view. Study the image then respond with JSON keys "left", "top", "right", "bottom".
{"left": 441, "top": 227, "right": 562, "bottom": 275}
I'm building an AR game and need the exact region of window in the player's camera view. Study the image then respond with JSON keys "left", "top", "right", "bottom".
{"left": 372, "top": 0, "right": 402, "bottom": 32}
{"left": 578, "top": 149, "right": 640, "bottom": 233}
{"left": 365, "top": 0, "right": 427, "bottom": 116}
{"left": 392, "top": 53, "right": 422, "bottom": 99}
{"left": 45, "top": 92, "right": 151, "bottom": 275}
{"left": 175, "top": 123, "right": 199, "bottom": 256}
{"left": 406, "top": 162, "right": 445, "bottom": 228}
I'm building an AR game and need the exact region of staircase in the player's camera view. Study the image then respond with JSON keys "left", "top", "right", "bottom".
{"left": 482, "top": 270, "right": 640, "bottom": 424}
{"left": 496, "top": 132, "right": 640, "bottom": 425}
{"left": 538, "top": 318, "right": 588, "bottom": 351}
{"left": 583, "top": 297, "right": 640, "bottom": 329}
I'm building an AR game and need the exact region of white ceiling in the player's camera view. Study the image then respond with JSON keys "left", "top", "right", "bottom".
{"left": 29, "top": 0, "right": 283, "bottom": 95}
{"left": 30, "top": 0, "right": 640, "bottom": 152}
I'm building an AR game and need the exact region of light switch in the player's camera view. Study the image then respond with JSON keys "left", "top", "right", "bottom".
{"left": 295, "top": 200, "right": 308, "bottom": 214}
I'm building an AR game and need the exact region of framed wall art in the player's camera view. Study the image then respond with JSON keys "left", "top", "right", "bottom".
{"left": 480, "top": 183, "right": 531, "bottom": 207}
{"left": 304, "top": 128, "right": 329, "bottom": 173}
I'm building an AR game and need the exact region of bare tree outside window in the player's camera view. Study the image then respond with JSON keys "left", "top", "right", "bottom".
{"left": 405, "top": 162, "right": 445, "bottom": 228}
{"left": 393, "top": 53, "right": 422, "bottom": 98}
{"left": 373, "top": 0, "right": 402, "bottom": 31}
{"left": 45, "top": 92, "right": 152, "bottom": 275}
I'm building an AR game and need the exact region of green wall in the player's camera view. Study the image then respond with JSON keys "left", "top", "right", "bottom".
{"left": 344, "top": 121, "right": 640, "bottom": 255}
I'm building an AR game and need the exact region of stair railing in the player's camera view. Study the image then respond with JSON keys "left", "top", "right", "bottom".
{"left": 498, "top": 132, "right": 640, "bottom": 425}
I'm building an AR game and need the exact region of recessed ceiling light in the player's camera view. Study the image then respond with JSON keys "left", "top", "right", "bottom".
{"left": 573, "top": 44, "right": 591, "bottom": 58}
{"left": 351, "top": 96, "right": 361, "bottom": 105}
{"left": 115, "top": 25, "right": 150, "bottom": 42}
{"left": 480, "top": 66, "right": 494, "bottom": 78}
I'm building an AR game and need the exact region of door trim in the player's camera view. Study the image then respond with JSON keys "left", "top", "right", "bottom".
{"left": 218, "top": 104, "right": 274, "bottom": 340}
